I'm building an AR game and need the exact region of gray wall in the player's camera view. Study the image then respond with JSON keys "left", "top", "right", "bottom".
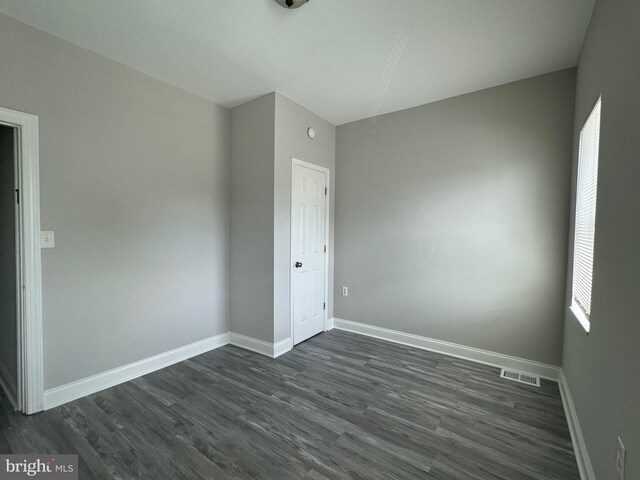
{"left": 230, "top": 94, "right": 276, "bottom": 343}
{"left": 274, "top": 93, "right": 336, "bottom": 343}
{"left": 0, "top": 125, "right": 17, "bottom": 399}
{"left": 335, "top": 69, "right": 576, "bottom": 366}
{"left": 0, "top": 13, "right": 230, "bottom": 389}
{"left": 230, "top": 92, "right": 336, "bottom": 344}
{"left": 562, "top": 1, "right": 640, "bottom": 478}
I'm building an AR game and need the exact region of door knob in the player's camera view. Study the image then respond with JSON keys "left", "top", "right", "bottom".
{"left": 295, "top": 261, "right": 303, "bottom": 268}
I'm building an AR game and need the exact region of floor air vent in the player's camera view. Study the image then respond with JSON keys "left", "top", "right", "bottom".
{"left": 500, "top": 368, "right": 540, "bottom": 387}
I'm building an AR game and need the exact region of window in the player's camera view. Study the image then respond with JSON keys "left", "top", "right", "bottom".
{"left": 571, "top": 97, "right": 601, "bottom": 332}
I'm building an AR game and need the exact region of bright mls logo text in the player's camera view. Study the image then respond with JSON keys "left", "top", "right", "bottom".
{"left": 0, "top": 455, "right": 78, "bottom": 479}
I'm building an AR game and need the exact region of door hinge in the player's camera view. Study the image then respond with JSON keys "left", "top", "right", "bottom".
{"left": 324, "top": 245, "right": 327, "bottom": 253}
{"left": 15, "top": 189, "right": 19, "bottom": 204}
{"left": 323, "top": 302, "right": 326, "bottom": 310}
{"left": 325, "top": 187, "right": 327, "bottom": 195}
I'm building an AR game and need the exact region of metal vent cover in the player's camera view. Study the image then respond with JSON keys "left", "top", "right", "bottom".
{"left": 500, "top": 368, "right": 540, "bottom": 387}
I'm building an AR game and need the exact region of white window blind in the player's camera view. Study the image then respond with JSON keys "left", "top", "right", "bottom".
{"left": 571, "top": 97, "right": 601, "bottom": 332}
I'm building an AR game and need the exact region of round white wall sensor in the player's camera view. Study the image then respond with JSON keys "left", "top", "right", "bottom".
{"left": 307, "top": 127, "right": 316, "bottom": 139}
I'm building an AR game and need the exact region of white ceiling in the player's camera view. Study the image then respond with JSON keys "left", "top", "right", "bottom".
{"left": 0, "top": 0, "right": 594, "bottom": 125}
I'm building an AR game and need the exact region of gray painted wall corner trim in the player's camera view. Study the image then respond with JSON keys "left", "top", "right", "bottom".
{"left": 331, "top": 318, "right": 561, "bottom": 380}
{"left": 559, "top": 370, "right": 597, "bottom": 480}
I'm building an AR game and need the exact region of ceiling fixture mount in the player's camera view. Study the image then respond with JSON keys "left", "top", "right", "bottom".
{"left": 274, "top": 0, "right": 309, "bottom": 9}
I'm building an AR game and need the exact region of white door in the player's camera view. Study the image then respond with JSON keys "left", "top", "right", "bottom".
{"left": 292, "top": 161, "right": 327, "bottom": 345}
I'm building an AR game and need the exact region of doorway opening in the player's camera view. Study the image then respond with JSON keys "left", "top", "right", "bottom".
{"left": 0, "top": 124, "right": 19, "bottom": 409}
{"left": 0, "top": 107, "right": 43, "bottom": 415}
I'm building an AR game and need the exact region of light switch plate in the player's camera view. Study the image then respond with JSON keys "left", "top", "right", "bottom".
{"left": 40, "top": 231, "right": 55, "bottom": 248}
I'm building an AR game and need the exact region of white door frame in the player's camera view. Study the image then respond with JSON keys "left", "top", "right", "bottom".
{"left": 290, "top": 158, "right": 330, "bottom": 347}
{"left": 0, "top": 106, "right": 44, "bottom": 414}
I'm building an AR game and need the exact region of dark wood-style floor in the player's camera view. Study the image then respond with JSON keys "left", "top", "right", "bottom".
{"left": 0, "top": 330, "right": 579, "bottom": 479}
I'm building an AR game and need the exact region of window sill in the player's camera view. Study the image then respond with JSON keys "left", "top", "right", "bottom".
{"left": 570, "top": 303, "right": 591, "bottom": 333}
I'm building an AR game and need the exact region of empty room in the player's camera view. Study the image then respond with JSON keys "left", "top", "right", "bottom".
{"left": 0, "top": 0, "right": 638, "bottom": 479}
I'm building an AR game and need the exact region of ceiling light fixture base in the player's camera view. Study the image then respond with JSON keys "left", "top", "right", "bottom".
{"left": 274, "top": 0, "right": 309, "bottom": 9}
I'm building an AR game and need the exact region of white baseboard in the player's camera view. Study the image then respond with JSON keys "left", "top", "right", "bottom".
{"left": 44, "top": 333, "right": 230, "bottom": 410}
{"left": 43, "top": 330, "right": 297, "bottom": 410}
{"left": 229, "top": 333, "right": 292, "bottom": 358}
{"left": 559, "top": 370, "right": 596, "bottom": 480}
{"left": 331, "top": 318, "right": 560, "bottom": 381}
{"left": 325, "top": 317, "right": 335, "bottom": 330}
{"left": 0, "top": 360, "right": 18, "bottom": 410}
{"left": 273, "top": 338, "right": 293, "bottom": 358}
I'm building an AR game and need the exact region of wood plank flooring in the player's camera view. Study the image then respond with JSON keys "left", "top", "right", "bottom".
{"left": 0, "top": 330, "right": 579, "bottom": 479}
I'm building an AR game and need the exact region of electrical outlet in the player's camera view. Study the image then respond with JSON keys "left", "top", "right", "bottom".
{"left": 341, "top": 286, "right": 349, "bottom": 296}
{"left": 617, "top": 436, "right": 626, "bottom": 480}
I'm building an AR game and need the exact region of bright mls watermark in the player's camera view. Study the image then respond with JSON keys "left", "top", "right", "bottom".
{"left": 0, "top": 455, "right": 77, "bottom": 479}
